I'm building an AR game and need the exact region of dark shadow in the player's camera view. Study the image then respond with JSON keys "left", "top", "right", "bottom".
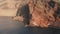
{"left": 48, "top": 0, "right": 55, "bottom": 8}
{"left": 16, "top": 4, "right": 31, "bottom": 25}
{"left": 53, "top": 6, "right": 60, "bottom": 18}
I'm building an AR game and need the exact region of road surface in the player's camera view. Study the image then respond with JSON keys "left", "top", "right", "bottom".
{"left": 0, "top": 16, "right": 60, "bottom": 34}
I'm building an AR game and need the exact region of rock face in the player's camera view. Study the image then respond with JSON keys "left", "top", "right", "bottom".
{"left": 1, "top": 0, "right": 59, "bottom": 28}
{"left": 29, "top": 0, "right": 60, "bottom": 28}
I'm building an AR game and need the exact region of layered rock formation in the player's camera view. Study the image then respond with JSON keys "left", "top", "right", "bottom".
{"left": 29, "top": 0, "right": 60, "bottom": 28}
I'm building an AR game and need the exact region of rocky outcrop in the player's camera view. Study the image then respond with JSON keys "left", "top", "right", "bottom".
{"left": 29, "top": 0, "right": 60, "bottom": 28}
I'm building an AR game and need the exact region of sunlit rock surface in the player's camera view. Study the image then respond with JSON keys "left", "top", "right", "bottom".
{"left": 0, "top": 0, "right": 30, "bottom": 16}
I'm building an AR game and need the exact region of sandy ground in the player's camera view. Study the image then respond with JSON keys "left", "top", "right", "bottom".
{"left": 0, "top": 9, "right": 17, "bottom": 16}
